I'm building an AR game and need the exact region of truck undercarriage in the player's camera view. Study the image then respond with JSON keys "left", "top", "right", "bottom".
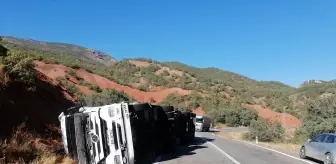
{"left": 59, "top": 102, "right": 196, "bottom": 164}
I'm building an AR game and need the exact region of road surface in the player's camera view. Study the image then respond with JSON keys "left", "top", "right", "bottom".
{"left": 158, "top": 132, "right": 321, "bottom": 164}
{"left": 158, "top": 136, "right": 233, "bottom": 164}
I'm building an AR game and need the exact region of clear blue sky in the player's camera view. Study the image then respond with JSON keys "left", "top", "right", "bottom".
{"left": 1, "top": 0, "right": 335, "bottom": 87}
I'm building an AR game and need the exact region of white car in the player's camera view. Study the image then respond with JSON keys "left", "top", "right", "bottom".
{"left": 300, "top": 133, "right": 336, "bottom": 164}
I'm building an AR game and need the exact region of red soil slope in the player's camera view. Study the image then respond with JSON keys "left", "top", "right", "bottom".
{"left": 0, "top": 70, "right": 75, "bottom": 137}
{"left": 246, "top": 104, "right": 303, "bottom": 128}
{"left": 35, "top": 61, "right": 192, "bottom": 103}
{"left": 33, "top": 61, "right": 303, "bottom": 128}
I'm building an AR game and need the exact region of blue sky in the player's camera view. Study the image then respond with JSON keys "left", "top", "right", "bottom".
{"left": 1, "top": 0, "right": 335, "bottom": 87}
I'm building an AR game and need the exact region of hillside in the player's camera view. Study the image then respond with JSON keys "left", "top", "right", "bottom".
{"left": 3, "top": 35, "right": 336, "bottom": 162}
{"left": 1, "top": 36, "right": 117, "bottom": 66}
{"left": 4, "top": 36, "right": 336, "bottom": 128}
{"left": 0, "top": 36, "right": 307, "bottom": 126}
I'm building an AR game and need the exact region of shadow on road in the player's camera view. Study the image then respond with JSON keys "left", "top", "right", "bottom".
{"left": 305, "top": 157, "right": 323, "bottom": 164}
{"left": 159, "top": 136, "right": 215, "bottom": 162}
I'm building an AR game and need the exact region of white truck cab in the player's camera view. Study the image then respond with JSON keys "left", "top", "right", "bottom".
{"left": 195, "top": 115, "right": 212, "bottom": 132}
{"left": 58, "top": 102, "right": 134, "bottom": 164}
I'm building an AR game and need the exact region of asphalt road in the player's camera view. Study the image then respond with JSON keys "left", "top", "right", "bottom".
{"left": 158, "top": 136, "right": 233, "bottom": 164}
{"left": 158, "top": 132, "right": 321, "bottom": 164}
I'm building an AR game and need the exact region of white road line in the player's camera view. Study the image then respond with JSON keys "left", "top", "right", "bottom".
{"left": 199, "top": 137, "right": 241, "bottom": 164}
{"left": 213, "top": 133, "right": 316, "bottom": 164}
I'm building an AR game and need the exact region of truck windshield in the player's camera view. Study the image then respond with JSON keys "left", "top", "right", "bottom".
{"left": 196, "top": 118, "right": 203, "bottom": 123}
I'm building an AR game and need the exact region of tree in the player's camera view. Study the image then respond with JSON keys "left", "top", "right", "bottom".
{"left": 239, "top": 108, "right": 258, "bottom": 126}
{"left": 225, "top": 109, "right": 241, "bottom": 127}
{"left": 0, "top": 51, "right": 36, "bottom": 91}
{"left": 248, "top": 119, "right": 284, "bottom": 142}
{"left": 295, "top": 95, "right": 336, "bottom": 142}
{"left": 0, "top": 38, "right": 8, "bottom": 57}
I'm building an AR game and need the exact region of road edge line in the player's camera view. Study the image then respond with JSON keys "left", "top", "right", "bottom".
{"left": 199, "top": 137, "right": 241, "bottom": 164}
{"left": 212, "top": 133, "right": 316, "bottom": 164}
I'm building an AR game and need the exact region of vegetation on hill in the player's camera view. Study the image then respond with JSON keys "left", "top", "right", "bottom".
{"left": 2, "top": 36, "right": 336, "bottom": 132}
{"left": 246, "top": 118, "right": 285, "bottom": 142}
{"left": 294, "top": 94, "right": 336, "bottom": 142}
{"left": 83, "top": 88, "right": 132, "bottom": 106}
{"left": 2, "top": 36, "right": 336, "bottom": 160}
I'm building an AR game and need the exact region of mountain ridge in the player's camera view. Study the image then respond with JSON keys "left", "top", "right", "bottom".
{"left": 1, "top": 36, "right": 117, "bottom": 66}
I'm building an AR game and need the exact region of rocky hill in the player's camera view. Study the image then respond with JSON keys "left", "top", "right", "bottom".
{"left": 1, "top": 36, "right": 117, "bottom": 66}
{"left": 300, "top": 79, "right": 336, "bottom": 87}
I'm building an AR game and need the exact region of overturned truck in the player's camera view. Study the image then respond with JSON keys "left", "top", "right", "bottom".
{"left": 58, "top": 102, "right": 196, "bottom": 164}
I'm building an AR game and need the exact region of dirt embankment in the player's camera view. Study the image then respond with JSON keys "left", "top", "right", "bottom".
{"left": 0, "top": 70, "right": 75, "bottom": 136}
{"left": 246, "top": 104, "right": 303, "bottom": 128}
{"left": 35, "top": 61, "right": 192, "bottom": 103}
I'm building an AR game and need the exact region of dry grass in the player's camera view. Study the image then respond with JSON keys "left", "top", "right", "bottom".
{"left": 217, "top": 131, "right": 244, "bottom": 140}
{"left": 216, "top": 129, "right": 301, "bottom": 153}
{"left": 0, "top": 123, "right": 75, "bottom": 164}
{"left": 212, "top": 123, "right": 228, "bottom": 129}
{"left": 257, "top": 142, "right": 301, "bottom": 153}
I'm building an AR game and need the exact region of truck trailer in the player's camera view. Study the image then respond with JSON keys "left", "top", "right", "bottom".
{"left": 58, "top": 102, "right": 196, "bottom": 164}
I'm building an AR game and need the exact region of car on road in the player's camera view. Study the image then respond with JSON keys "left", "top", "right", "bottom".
{"left": 300, "top": 133, "right": 336, "bottom": 164}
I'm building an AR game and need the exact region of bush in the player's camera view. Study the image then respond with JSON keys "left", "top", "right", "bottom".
{"left": 89, "top": 84, "right": 102, "bottom": 93}
{"left": 207, "top": 107, "right": 257, "bottom": 127}
{"left": 0, "top": 51, "right": 37, "bottom": 91}
{"left": 56, "top": 77, "right": 81, "bottom": 97}
{"left": 225, "top": 109, "right": 241, "bottom": 127}
{"left": 83, "top": 88, "right": 131, "bottom": 106}
{"left": 0, "top": 41, "right": 8, "bottom": 57}
{"left": 247, "top": 119, "right": 284, "bottom": 142}
{"left": 294, "top": 95, "right": 336, "bottom": 142}
{"left": 70, "top": 64, "right": 81, "bottom": 69}
{"left": 67, "top": 70, "right": 82, "bottom": 80}
{"left": 137, "top": 85, "right": 149, "bottom": 91}
{"left": 79, "top": 79, "right": 90, "bottom": 86}
{"left": 239, "top": 108, "right": 258, "bottom": 126}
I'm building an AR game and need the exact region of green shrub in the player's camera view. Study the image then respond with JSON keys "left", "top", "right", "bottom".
{"left": 83, "top": 88, "right": 131, "bottom": 106}
{"left": 56, "top": 77, "right": 82, "bottom": 97}
{"left": 137, "top": 85, "right": 149, "bottom": 91}
{"left": 89, "top": 84, "right": 102, "bottom": 93}
{"left": 294, "top": 95, "right": 336, "bottom": 142}
{"left": 247, "top": 119, "right": 284, "bottom": 142}
{"left": 70, "top": 64, "right": 81, "bottom": 69}
{"left": 225, "top": 109, "right": 241, "bottom": 127}
{"left": 239, "top": 108, "right": 258, "bottom": 126}
{"left": 0, "top": 51, "right": 37, "bottom": 91}
{"left": 67, "top": 70, "right": 82, "bottom": 80}
{"left": 79, "top": 79, "right": 90, "bottom": 86}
